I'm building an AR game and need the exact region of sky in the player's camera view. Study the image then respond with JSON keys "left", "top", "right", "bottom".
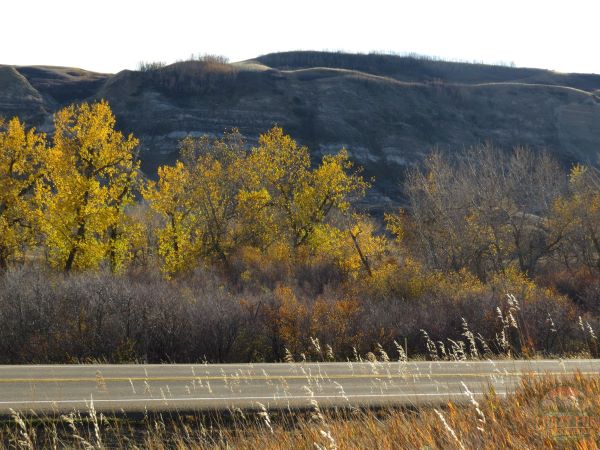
{"left": 2, "top": 0, "right": 598, "bottom": 74}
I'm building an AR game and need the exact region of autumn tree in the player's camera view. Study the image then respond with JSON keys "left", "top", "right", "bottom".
{"left": 37, "top": 101, "right": 139, "bottom": 271}
{"left": 143, "top": 161, "right": 201, "bottom": 275}
{"left": 179, "top": 130, "right": 249, "bottom": 264}
{"left": 553, "top": 164, "right": 600, "bottom": 273}
{"left": 144, "top": 131, "right": 249, "bottom": 275}
{"left": 309, "top": 214, "right": 387, "bottom": 278}
{"left": 501, "top": 147, "right": 567, "bottom": 275}
{"left": 246, "top": 127, "right": 369, "bottom": 250}
{"left": 0, "top": 117, "right": 47, "bottom": 268}
{"left": 404, "top": 151, "right": 474, "bottom": 273}
{"left": 146, "top": 127, "right": 370, "bottom": 277}
{"left": 405, "top": 145, "right": 566, "bottom": 278}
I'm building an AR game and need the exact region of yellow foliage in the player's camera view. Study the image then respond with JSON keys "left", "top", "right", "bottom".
{"left": 384, "top": 211, "right": 405, "bottom": 242}
{"left": 357, "top": 257, "right": 435, "bottom": 300}
{"left": 143, "top": 162, "right": 201, "bottom": 276}
{"left": 182, "top": 131, "right": 248, "bottom": 262}
{"left": 0, "top": 117, "right": 47, "bottom": 266}
{"left": 551, "top": 163, "right": 600, "bottom": 273}
{"left": 275, "top": 285, "right": 308, "bottom": 353}
{"left": 310, "top": 297, "right": 363, "bottom": 352}
{"left": 309, "top": 216, "right": 387, "bottom": 279}
{"left": 248, "top": 127, "right": 369, "bottom": 249}
{"left": 107, "top": 213, "right": 146, "bottom": 273}
{"left": 232, "top": 243, "right": 293, "bottom": 287}
{"left": 236, "top": 188, "right": 276, "bottom": 249}
{"left": 37, "top": 101, "right": 139, "bottom": 271}
{"left": 146, "top": 126, "right": 370, "bottom": 277}
{"left": 489, "top": 267, "right": 538, "bottom": 301}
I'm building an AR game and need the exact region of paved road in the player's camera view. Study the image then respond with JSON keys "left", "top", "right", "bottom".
{"left": 0, "top": 359, "right": 598, "bottom": 414}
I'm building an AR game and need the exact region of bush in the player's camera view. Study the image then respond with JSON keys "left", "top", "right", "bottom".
{"left": 137, "top": 61, "right": 166, "bottom": 72}
{"left": 0, "top": 262, "right": 593, "bottom": 363}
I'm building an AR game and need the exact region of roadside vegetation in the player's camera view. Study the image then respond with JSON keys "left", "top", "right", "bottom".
{"left": 3, "top": 374, "right": 599, "bottom": 449}
{"left": 1, "top": 101, "right": 600, "bottom": 363}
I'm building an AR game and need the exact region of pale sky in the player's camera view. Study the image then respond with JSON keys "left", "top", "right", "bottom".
{"left": 2, "top": 0, "right": 598, "bottom": 74}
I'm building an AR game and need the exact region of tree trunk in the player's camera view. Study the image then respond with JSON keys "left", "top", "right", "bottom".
{"left": 65, "top": 221, "right": 86, "bottom": 272}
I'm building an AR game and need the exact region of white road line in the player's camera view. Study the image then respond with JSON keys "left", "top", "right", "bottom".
{"left": 0, "top": 360, "right": 598, "bottom": 369}
{"left": 0, "top": 391, "right": 509, "bottom": 405}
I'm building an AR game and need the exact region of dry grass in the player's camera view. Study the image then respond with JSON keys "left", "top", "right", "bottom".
{"left": 3, "top": 374, "right": 600, "bottom": 449}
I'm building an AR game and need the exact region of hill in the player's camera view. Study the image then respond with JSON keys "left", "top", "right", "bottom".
{"left": 2, "top": 51, "right": 600, "bottom": 206}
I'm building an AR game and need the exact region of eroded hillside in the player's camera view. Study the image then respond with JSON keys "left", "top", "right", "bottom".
{"left": 2, "top": 51, "right": 600, "bottom": 206}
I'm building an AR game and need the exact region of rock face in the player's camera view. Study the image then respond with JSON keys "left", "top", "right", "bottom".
{"left": 0, "top": 66, "right": 48, "bottom": 123}
{"left": 2, "top": 51, "right": 600, "bottom": 206}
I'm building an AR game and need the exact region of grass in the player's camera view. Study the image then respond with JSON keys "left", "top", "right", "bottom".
{"left": 3, "top": 373, "right": 600, "bottom": 448}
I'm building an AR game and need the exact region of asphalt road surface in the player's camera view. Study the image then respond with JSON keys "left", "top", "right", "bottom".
{"left": 1, "top": 359, "right": 599, "bottom": 414}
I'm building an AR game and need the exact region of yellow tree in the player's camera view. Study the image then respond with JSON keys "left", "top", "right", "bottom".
{"left": 146, "top": 127, "right": 370, "bottom": 277}
{"left": 0, "top": 117, "right": 47, "bottom": 268}
{"left": 104, "top": 159, "right": 143, "bottom": 273}
{"left": 179, "top": 130, "right": 249, "bottom": 264}
{"left": 37, "top": 101, "right": 139, "bottom": 271}
{"left": 309, "top": 215, "right": 387, "bottom": 278}
{"left": 143, "top": 161, "right": 201, "bottom": 276}
{"left": 145, "top": 131, "right": 249, "bottom": 275}
{"left": 247, "top": 127, "right": 369, "bottom": 250}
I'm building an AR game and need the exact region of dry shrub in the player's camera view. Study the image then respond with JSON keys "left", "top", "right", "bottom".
{"left": 0, "top": 266, "right": 259, "bottom": 363}
{"left": 0, "top": 260, "right": 592, "bottom": 363}
{"left": 309, "top": 297, "right": 364, "bottom": 357}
